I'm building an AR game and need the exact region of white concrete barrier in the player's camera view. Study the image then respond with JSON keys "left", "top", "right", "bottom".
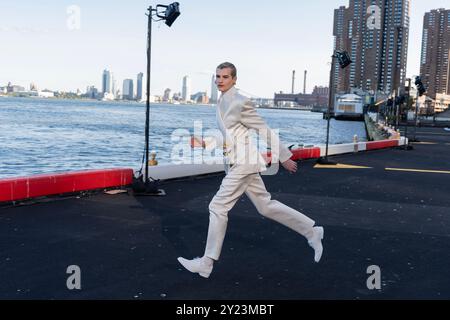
{"left": 319, "top": 142, "right": 368, "bottom": 157}
{"left": 146, "top": 163, "right": 225, "bottom": 180}
{"left": 145, "top": 137, "right": 407, "bottom": 181}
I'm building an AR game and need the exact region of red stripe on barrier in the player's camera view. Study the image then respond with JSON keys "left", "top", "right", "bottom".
{"left": 291, "top": 147, "right": 321, "bottom": 160}
{"left": 366, "top": 140, "right": 399, "bottom": 150}
{"left": 263, "top": 147, "right": 321, "bottom": 163}
{"left": 0, "top": 168, "right": 133, "bottom": 203}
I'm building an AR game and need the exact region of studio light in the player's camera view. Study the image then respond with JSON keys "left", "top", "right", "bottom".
{"left": 156, "top": 2, "right": 180, "bottom": 27}
{"left": 318, "top": 50, "right": 352, "bottom": 165}
{"left": 135, "top": 3, "right": 181, "bottom": 195}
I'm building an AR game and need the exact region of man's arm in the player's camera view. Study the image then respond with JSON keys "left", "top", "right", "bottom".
{"left": 191, "top": 134, "right": 224, "bottom": 149}
{"left": 239, "top": 100, "right": 293, "bottom": 164}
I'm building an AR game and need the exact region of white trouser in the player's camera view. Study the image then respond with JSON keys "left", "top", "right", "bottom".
{"left": 205, "top": 168, "right": 315, "bottom": 260}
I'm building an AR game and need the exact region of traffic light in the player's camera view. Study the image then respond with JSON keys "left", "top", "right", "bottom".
{"left": 415, "top": 76, "right": 426, "bottom": 96}
{"left": 336, "top": 51, "right": 352, "bottom": 69}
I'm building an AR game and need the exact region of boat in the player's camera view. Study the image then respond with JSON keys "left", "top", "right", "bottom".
{"left": 334, "top": 94, "right": 364, "bottom": 120}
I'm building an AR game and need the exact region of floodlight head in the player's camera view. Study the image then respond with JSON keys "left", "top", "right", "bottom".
{"left": 156, "top": 2, "right": 180, "bottom": 27}
{"left": 336, "top": 51, "right": 352, "bottom": 69}
{"left": 386, "top": 98, "right": 393, "bottom": 107}
{"left": 415, "top": 76, "right": 426, "bottom": 96}
{"left": 414, "top": 76, "right": 422, "bottom": 86}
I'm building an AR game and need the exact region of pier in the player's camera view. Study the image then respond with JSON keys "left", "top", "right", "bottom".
{"left": 0, "top": 127, "right": 449, "bottom": 299}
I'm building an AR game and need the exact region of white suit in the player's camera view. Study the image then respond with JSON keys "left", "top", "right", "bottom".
{"left": 204, "top": 86, "right": 316, "bottom": 260}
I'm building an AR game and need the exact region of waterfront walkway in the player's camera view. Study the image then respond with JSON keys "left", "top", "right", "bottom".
{"left": 1, "top": 126, "right": 449, "bottom": 299}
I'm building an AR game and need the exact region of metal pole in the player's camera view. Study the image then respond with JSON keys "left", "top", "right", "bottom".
{"left": 375, "top": 88, "right": 379, "bottom": 123}
{"left": 403, "top": 79, "right": 410, "bottom": 149}
{"left": 395, "top": 88, "right": 400, "bottom": 130}
{"left": 144, "top": 6, "right": 152, "bottom": 184}
{"left": 391, "top": 91, "right": 396, "bottom": 128}
{"left": 412, "top": 90, "right": 420, "bottom": 142}
{"left": 321, "top": 53, "right": 335, "bottom": 164}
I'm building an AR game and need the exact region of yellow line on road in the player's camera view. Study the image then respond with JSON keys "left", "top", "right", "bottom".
{"left": 314, "top": 164, "right": 372, "bottom": 169}
{"left": 386, "top": 168, "right": 450, "bottom": 174}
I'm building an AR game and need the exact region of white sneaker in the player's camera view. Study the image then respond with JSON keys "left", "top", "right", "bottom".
{"left": 177, "top": 257, "right": 213, "bottom": 278}
{"left": 308, "top": 226, "right": 324, "bottom": 263}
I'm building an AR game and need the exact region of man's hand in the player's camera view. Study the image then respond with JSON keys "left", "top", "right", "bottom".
{"left": 281, "top": 159, "right": 297, "bottom": 173}
{"left": 190, "top": 135, "right": 205, "bottom": 148}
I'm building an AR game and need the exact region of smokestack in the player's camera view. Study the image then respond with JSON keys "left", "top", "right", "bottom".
{"left": 303, "top": 70, "right": 307, "bottom": 94}
{"left": 291, "top": 70, "right": 296, "bottom": 94}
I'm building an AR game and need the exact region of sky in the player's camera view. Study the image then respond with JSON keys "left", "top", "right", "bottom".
{"left": 0, "top": 0, "right": 449, "bottom": 98}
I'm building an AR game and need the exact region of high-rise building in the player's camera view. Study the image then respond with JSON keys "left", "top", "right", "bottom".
{"left": 210, "top": 74, "right": 218, "bottom": 103}
{"left": 182, "top": 76, "right": 191, "bottom": 102}
{"left": 331, "top": 0, "right": 410, "bottom": 107}
{"left": 420, "top": 8, "right": 450, "bottom": 99}
{"left": 102, "top": 69, "right": 111, "bottom": 94}
{"left": 122, "top": 79, "right": 134, "bottom": 100}
{"left": 136, "top": 72, "right": 144, "bottom": 101}
{"left": 111, "top": 73, "right": 116, "bottom": 97}
{"left": 163, "top": 88, "right": 172, "bottom": 102}
{"left": 86, "top": 86, "right": 99, "bottom": 99}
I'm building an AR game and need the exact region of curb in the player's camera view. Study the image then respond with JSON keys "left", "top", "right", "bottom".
{"left": 0, "top": 168, "right": 133, "bottom": 203}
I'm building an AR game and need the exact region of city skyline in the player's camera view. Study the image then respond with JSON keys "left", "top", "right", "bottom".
{"left": 331, "top": 0, "right": 410, "bottom": 99}
{"left": 0, "top": 1, "right": 449, "bottom": 98}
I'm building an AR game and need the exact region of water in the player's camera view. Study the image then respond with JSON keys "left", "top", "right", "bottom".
{"left": 0, "top": 97, "right": 366, "bottom": 178}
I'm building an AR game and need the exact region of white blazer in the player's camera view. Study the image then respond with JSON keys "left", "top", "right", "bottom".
{"left": 207, "top": 86, "right": 292, "bottom": 175}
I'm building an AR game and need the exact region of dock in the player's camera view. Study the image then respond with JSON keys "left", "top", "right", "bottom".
{"left": 0, "top": 127, "right": 449, "bottom": 299}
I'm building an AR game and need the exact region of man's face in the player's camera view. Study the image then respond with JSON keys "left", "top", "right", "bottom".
{"left": 215, "top": 68, "right": 236, "bottom": 93}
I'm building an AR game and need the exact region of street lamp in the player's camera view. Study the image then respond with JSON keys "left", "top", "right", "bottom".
{"left": 137, "top": 3, "right": 180, "bottom": 194}
{"left": 317, "top": 50, "right": 352, "bottom": 165}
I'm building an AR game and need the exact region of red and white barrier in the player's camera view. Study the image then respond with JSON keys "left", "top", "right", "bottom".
{"left": 0, "top": 137, "right": 407, "bottom": 203}
{"left": 146, "top": 137, "right": 407, "bottom": 180}
{"left": 0, "top": 168, "right": 133, "bottom": 203}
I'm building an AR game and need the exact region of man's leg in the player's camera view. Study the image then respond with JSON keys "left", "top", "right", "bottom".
{"left": 204, "top": 172, "right": 257, "bottom": 260}
{"left": 178, "top": 171, "right": 257, "bottom": 278}
{"left": 245, "top": 174, "right": 315, "bottom": 237}
{"left": 244, "top": 174, "right": 324, "bottom": 262}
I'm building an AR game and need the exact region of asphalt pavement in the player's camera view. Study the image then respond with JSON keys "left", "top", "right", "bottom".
{"left": 1, "top": 126, "right": 449, "bottom": 300}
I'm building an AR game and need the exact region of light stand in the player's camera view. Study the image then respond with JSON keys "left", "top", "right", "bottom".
{"left": 411, "top": 89, "right": 420, "bottom": 143}
{"left": 136, "top": 2, "right": 180, "bottom": 195}
{"left": 411, "top": 76, "right": 426, "bottom": 143}
{"left": 317, "top": 50, "right": 352, "bottom": 165}
{"left": 402, "top": 78, "right": 413, "bottom": 150}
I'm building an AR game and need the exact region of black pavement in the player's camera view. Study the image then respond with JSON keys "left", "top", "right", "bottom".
{"left": 1, "top": 127, "right": 449, "bottom": 300}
